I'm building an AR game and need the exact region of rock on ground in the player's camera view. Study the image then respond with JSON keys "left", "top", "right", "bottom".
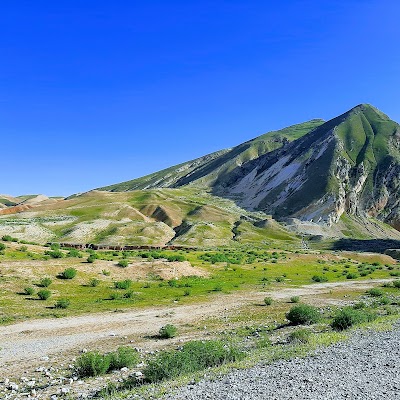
{"left": 163, "top": 322, "right": 400, "bottom": 400}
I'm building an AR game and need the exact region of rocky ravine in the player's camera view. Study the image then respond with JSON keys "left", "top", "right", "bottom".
{"left": 164, "top": 320, "right": 400, "bottom": 400}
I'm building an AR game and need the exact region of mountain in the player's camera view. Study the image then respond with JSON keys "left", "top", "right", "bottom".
{"left": 98, "top": 119, "right": 324, "bottom": 191}
{"left": 98, "top": 104, "right": 400, "bottom": 234}
{"left": 2, "top": 104, "right": 400, "bottom": 246}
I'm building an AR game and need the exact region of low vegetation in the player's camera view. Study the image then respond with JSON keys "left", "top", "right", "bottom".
{"left": 75, "top": 347, "right": 140, "bottom": 378}
{"left": 143, "top": 340, "right": 244, "bottom": 383}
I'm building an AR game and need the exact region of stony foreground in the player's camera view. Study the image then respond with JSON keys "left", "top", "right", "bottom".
{"left": 163, "top": 322, "right": 400, "bottom": 400}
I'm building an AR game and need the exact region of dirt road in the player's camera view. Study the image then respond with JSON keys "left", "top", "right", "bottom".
{"left": 0, "top": 279, "right": 390, "bottom": 378}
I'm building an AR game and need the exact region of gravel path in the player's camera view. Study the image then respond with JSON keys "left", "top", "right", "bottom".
{"left": 164, "top": 322, "right": 400, "bottom": 400}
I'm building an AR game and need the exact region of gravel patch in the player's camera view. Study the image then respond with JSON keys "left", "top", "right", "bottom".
{"left": 164, "top": 322, "right": 400, "bottom": 400}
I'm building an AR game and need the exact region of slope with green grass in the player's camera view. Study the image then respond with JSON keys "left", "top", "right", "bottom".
{"left": 98, "top": 119, "right": 324, "bottom": 191}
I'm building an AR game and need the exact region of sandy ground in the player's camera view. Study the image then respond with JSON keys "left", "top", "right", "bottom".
{"left": 0, "top": 278, "right": 390, "bottom": 380}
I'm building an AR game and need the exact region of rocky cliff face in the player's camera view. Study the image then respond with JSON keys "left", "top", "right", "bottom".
{"left": 213, "top": 104, "right": 400, "bottom": 230}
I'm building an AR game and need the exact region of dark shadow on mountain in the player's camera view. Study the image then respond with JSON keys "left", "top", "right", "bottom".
{"left": 333, "top": 238, "right": 400, "bottom": 253}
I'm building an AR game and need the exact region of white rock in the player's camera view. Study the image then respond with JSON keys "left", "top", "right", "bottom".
{"left": 61, "top": 387, "right": 70, "bottom": 394}
{"left": 40, "top": 356, "right": 49, "bottom": 361}
{"left": 120, "top": 367, "right": 129, "bottom": 372}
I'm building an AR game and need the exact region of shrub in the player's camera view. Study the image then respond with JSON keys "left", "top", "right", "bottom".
{"left": 75, "top": 351, "right": 111, "bottom": 377}
{"left": 24, "top": 287, "right": 35, "bottom": 295}
{"left": 67, "top": 249, "right": 82, "bottom": 258}
{"left": 264, "top": 296, "right": 273, "bottom": 306}
{"left": 110, "top": 292, "right": 122, "bottom": 300}
{"left": 109, "top": 347, "right": 139, "bottom": 370}
{"left": 312, "top": 275, "right": 328, "bottom": 283}
{"left": 166, "top": 254, "right": 186, "bottom": 262}
{"left": 19, "top": 245, "right": 28, "bottom": 252}
{"left": 87, "top": 255, "right": 96, "bottom": 263}
{"left": 50, "top": 243, "right": 60, "bottom": 250}
{"left": 37, "top": 289, "right": 51, "bottom": 300}
{"left": 393, "top": 280, "right": 400, "bottom": 288}
{"left": 346, "top": 272, "right": 358, "bottom": 279}
{"left": 59, "top": 268, "right": 77, "bottom": 279}
{"left": 290, "top": 296, "right": 300, "bottom": 303}
{"left": 275, "top": 276, "right": 284, "bottom": 282}
{"left": 0, "top": 243, "right": 5, "bottom": 251}
{"left": 54, "top": 298, "right": 70, "bottom": 309}
{"left": 45, "top": 250, "right": 64, "bottom": 259}
{"left": 331, "top": 307, "right": 377, "bottom": 331}
{"left": 2, "top": 235, "right": 18, "bottom": 242}
{"left": 366, "top": 288, "right": 383, "bottom": 297}
{"left": 38, "top": 277, "right": 52, "bottom": 287}
{"left": 117, "top": 260, "right": 129, "bottom": 268}
{"left": 183, "top": 289, "right": 191, "bottom": 296}
{"left": 102, "top": 269, "right": 110, "bottom": 276}
{"left": 159, "top": 324, "right": 177, "bottom": 339}
{"left": 114, "top": 280, "right": 132, "bottom": 290}
{"left": 143, "top": 340, "right": 243, "bottom": 383}
{"left": 286, "top": 304, "right": 320, "bottom": 325}
{"left": 89, "top": 278, "right": 100, "bottom": 287}
{"left": 288, "top": 328, "right": 309, "bottom": 344}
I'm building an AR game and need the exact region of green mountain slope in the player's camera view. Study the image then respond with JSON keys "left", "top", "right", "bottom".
{"left": 98, "top": 119, "right": 324, "bottom": 191}
{"left": 217, "top": 104, "right": 400, "bottom": 231}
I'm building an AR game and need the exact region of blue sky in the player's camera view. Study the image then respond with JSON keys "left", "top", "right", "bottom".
{"left": 2, "top": 0, "right": 400, "bottom": 196}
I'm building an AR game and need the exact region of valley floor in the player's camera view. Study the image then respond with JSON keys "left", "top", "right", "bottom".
{"left": 0, "top": 278, "right": 395, "bottom": 399}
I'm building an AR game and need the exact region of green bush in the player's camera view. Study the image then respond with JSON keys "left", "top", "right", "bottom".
{"left": 290, "top": 296, "right": 300, "bottom": 303}
{"left": 264, "top": 296, "right": 273, "bottom": 306}
{"left": 109, "top": 347, "right": 139, "bottom": 370}
{"left": 114, "top": 280, "right": 132, "bottom": 290}
{"left": 159, "top": 324, "right": 177, "bottom": 339}
{"left": 24, "top": 287, "right": 35, "bottom": 295}
{"left": 50, "top": 243, "right": 60, "bottom": 250}
{"left": 45, "top": 250, "right": 64, "bottom": 258}
{"left": 288, "top": 328, "right": 309, "bottom": 344}
{"left": 89, "top": 278, "right": 100, "bottom": 287}
{"left": 311, "top": 275, "right": 328, "bottom": 283}
{"left": 143, "top": 340, "right": 244, "bottom": 383}
{"left": 110, "top": 292, "right": 122, "bottom": 300}
{"left": 54, "top": 298, "right": 70, "bottom": 309}
{"left": 331, "top": 307, "right": 377, "bottom": 331}
{"left": 275, "top": 276, "right": 284, "bottom": 282}
{"left": 102, "top": 269, "right": 110, "bottom": 276}
{"left": 117, "top": 260, "right": 129, "bottom": 268}
{"left": 366, "top": 288, "right": 383, "bottom": 297}
{"left": 346, "top": 272, "right": 358, "bottom": 279}
{"left": 66, "top": 249, "right": 82, "bottom": 258}
{"left": 2, "top": 235, "right": 18, "bottom": 242}
{"left": 37, "top": 289, "right": 51, "bottom": 300}
{"left": 286, "top": 304, "right": 320, "bottom": 325}
{"left": 75, "top": 351, "right": 111, "bottom": 377}
{"left": 393, "top": 280, "right": 400, "bottom": 288}
{"left": 0, "top": 243, "right": 6, "bottom": 251}
{"left": 38, "top": 277, "right": 52, "bottom": 287}
{"left": 87, "top": 254, "right": 97, "bottom": 263}
{"left": 59, "top": 268, "right": 77, "bottom": 279}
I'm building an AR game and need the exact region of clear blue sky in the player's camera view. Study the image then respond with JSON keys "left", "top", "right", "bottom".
{"left": 2, "top": 0, "right": 400, "bottom": 196}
